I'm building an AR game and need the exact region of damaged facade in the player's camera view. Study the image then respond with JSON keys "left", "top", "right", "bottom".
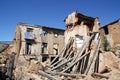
{"left": 64, "top": 11, "right": 100, "bottom": 51}
{"left": 100, "top": 19, "right": 120, "bottom": 50}
{"left": 14, "top": 23, "right": 65, "bottom": 66}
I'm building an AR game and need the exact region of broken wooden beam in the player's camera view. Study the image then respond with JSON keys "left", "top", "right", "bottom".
{"left": 92, "top": 73, "right": 109, "bottom": 79}
{"left": 50, "top": 59, "right": 62, "bottom": 68}
{"left": 62, "top": 51, "right": 90, "bottom": 73}
{"left": 51, "top": 37, "right": 73, "bottom": 65}
{"left": 38, "top": 70, "right": 57, "bottom": 80}
{"left": 71, "top": 34, "right": 94, "bottom": 63}
{"left": 51, "top": 58, "right": 73, "bottom": 71}
{"left": 46, "top": 71, "right": 86, "bottom": 78}
{"left": 50, "top": 48, "right": 65, "bottom": 65}
{"left": 66, "top": 49, "right": 74, "bottom": 59}
{"left": 84, "top": 37, "right": 101, "bottom": 75}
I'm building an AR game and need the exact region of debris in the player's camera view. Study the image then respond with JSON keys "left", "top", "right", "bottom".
{"left": 27, "top": 59, "right": 44, "bottom": 74}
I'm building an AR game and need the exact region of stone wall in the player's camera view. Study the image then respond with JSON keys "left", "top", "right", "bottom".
{"left": 100, "top": 20, "right": 120, "bottom": 50}
{"left": 15, "top": 23, "right": 65, "bottom": 64}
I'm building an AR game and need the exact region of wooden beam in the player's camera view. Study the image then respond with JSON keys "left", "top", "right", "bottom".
{"left": 38, "top": 70, "right": 57, "bottom": 80}
{"left": 62, "top": 51, "right": 90, "bottom": 73}
{"left": 84, "top": 37, "right": 101, "bottom": 75}
{"left": 46, "top": 71, "right": 86, "bottom": 78}
{"left": 51, "top": 58, "right": 73, "bottom": 71}
{"left": 92, "top": 73, "right": 109, "bottom": 79}
{"left": 51, "top": 37, "right": 73, "bottom": 66}
{"left": 71, "top": 34, "right": 94, "bottom": 63}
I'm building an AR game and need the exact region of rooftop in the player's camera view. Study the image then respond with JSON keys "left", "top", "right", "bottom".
{"left": 17, "top": 22, "right": 65, "bottom": 31}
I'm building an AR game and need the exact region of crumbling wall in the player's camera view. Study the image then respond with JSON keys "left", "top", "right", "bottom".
{"left": 64, "top": 23, "right": 88, "bottom": 48}
{"left": 12, "top": 23, "right": 65, "bottom": 66}
{"left": 41, "top": 27, "right": 65, "bottom": 62}
{"left": 19, "top": 25, "right": 42, "bottom": 56}
{"left": 100, "top": 20, "right": 120, "bottom": 50}
{"left": 108, "top": 21, "right": 120, "bottom": 46}
{"left": 64, "top": 11, "right": 100, "bottom": 51}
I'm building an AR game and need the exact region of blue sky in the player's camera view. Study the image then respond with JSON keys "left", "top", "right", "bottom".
{"left": 0, "top": 0, "right": 120, "bottom": 41}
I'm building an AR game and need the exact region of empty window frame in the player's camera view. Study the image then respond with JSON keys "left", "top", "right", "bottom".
{"left": 53, "top": 43, "right": 58, "bottom": 55}
{"left": 103, "top": 27, "right": 109, "bottom": 35}
{"left": 26, "top": 43, "right": 32, "bottom": 55}
{"left": 42, "top": 30, "right": 48, "bottom": 36}
{"left": 42, "top": 56, "right": 48, "bottom": 62}
{"left": 26, "top": 28, "right": 33, "bottom": 39}
{"left": 42, "top": 43, "right": 47, "bottom": 54}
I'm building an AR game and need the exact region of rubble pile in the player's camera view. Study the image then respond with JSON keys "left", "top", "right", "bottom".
{"left": 38, "top": 33, "right": 120, "bottom": 80}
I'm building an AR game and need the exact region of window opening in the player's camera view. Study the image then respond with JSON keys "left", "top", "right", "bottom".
{"left": 53, "top": 43, "right": 58, "bottom": 55}
{"left": 43, "top": 30, "right": 47, "bottom": 36}
{"left": 26, "top": 43, "right": 32, "bottom": 55}
{"left": 26, "top": 28, "right": 33, "bottom": 39}
{"left": 42, "top": 43, "right": 47, "bottom": 54}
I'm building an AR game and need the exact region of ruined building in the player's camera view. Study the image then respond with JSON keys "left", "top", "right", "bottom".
{"left": 100, "top": 19, "right": 120, "bottom": 50}
{"left": 13, "top": 23, "right": 65, "bottom": 66}
{"left": 0, "top": 11, "right": 120, "bottom": 80}
{"left": 64, "top": 11, "right": 100, "bottom": 51}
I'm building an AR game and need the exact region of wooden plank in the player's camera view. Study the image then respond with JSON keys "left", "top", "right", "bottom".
{"left": 71, "top": 34, "right": 94, "bottom": 63}
{"left": 50, "top": 59, "right": 62, "bottom": 68}
{"left": 84, "top": 50, "right": 95, "bottom": 75}
{"left": 38, "top": 70, "right": 57, "bottom": 80}
{"left": 50, "top": 47, "right": 65, "bottom": 65}
{"left": 92, "top": 73, "right": 109, "bottom": 79}
{"left": 51, "top": 37, "right": 73, "bottom": 65}
{"left": 52, "top": 49, "right": 84, "bottom": 71}
{"left": 51, "top": 58, "right": 73, "bottom": 71}
{"left": 81, "top": 48, "right": 89, "bottom": 73}
{"left": 84, "top": 36, "right": 101, "bottom": 75}
{"left": 61, "top": 51, "right": 90, "bottom": 73}
{"left": 66, "top": 49, "right": 74, "bottom": 59}
{"left": 60, "top": 34, "right": 95, "bottom": 73}
{"left": 64, "top": 42, "right": 73, "bottom": 58}
{"left": 46, "top": 71, "right": 86, "bottom": 78}
{"left": 89, "top": 39, "right": 101, "bottom": 74}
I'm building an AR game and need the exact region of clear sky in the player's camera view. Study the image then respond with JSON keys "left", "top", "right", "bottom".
{"left": 0, "top": 0, "right": 120, "bottom": 41}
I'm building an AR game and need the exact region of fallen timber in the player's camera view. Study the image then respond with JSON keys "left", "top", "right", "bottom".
{"left": 46, "top": 70, "right": 86, "bottom": 78}
{"left": 38, "top": 70, "right": 57, "bottom": 80}
{"left": 51, "top": 34, "right": 94, "bottom": 70}
{"left": 92, "top": 73, "right": 109, "bottom": 79}
{"left": 39, "top": 32, "right": 108, "bottom": 79}
{"left": 50, "top": 37, "right": 74, "bottom": 67}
